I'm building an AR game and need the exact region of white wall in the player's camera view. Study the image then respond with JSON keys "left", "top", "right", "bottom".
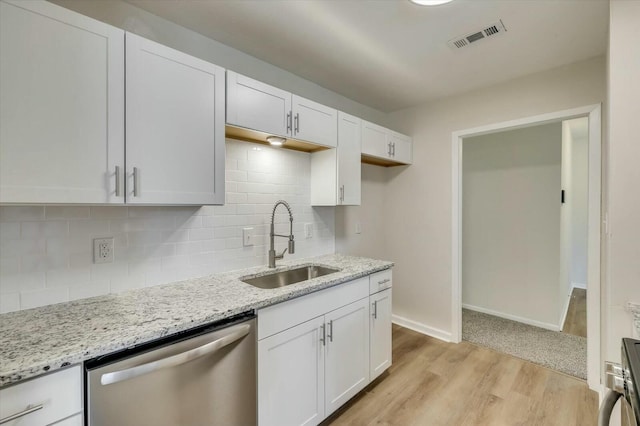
{"left": 566, "top": 118, "right": 589, "bottom": 288}
{"left": 48, "top": 0, "right": 389, "bottom": 127}
{"left": 605, "top": 0, "right": 640, "bottom": 362}
{"left": 461, "top": 123, "right": 562, "bottom": 329}
{"left": 0, "top": 140, "right": 335, "bottom": 313}
{"left": 335, "top": 164, "right": 388, "bottom": 260}
{"left": 338, "top": 56, "right": 605, "bottom": 340}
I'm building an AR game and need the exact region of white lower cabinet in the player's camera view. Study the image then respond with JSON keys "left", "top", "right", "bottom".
{"left": 258, "top": 316, "right": 326, "bottom": 426}
{"left": 0, "top": 365, "right": 82, "bottom": 426}
{"left": 324, "top": 298, "right": 370, "bottom": 416}
{"left": 370, "top": 288, "right": 393, "bottom": 381}
{"left": 257, "top": 272, "right": 391, "bottom": 426}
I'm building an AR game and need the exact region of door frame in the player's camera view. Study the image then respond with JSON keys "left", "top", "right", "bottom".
{"left": 450, "top": 104, "right": 602, "bottom": 390}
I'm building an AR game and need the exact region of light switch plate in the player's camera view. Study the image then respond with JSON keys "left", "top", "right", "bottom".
{"left": 355, "top": 221, "right": 362, "bottom": 234}
{"left": 304, "top": 223, "right": 313, "bottom": 239}
{"left": 243, "top": 227, "right": 254, "bottom": 246}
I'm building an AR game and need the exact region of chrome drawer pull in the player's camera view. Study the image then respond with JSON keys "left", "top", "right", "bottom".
{"left": 101, "top": 323, "right": 250, "bottom": 386}
{"left": 378, "top": 278, "right": 391, "bottom": 286}
{"left": 0, "top": 403, "right": 44, "bottom": 425}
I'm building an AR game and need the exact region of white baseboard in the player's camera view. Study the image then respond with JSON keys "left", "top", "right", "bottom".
{"left": 462, "top": 304, "right": 561, "bottom": 331}
{"left": 559, "top": 290, "right": 572, "bottom": 332}
{"left": 572, "top": 282, "right": 587, "bottom": 290}
{"left": 392, "top": 314, "right": 452, "bottom": 342}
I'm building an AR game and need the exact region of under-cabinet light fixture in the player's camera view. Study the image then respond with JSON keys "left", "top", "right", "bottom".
{"left": 409, "top": 0, "right": 453, "bottom": 5}
{"left": 266, "top": 136, "right": 286, "bottom": 146}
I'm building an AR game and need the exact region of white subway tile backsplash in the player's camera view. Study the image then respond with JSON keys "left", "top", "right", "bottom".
{"left": 0, "top": 206, "right": 45, "bottom": 222}
{"left": 46, "top": 268, "right": 91, "bottom": 288}
{"left": 69, "top": 280, "right": 110, "bottom": 301}
{"left": 45, "top": 206, "right": 90, "bottom": 220}
{"left": 20, "top": 287, "right": 68, "bottom": 310}
{"left": 0, "top": 140, "right": 335, "bottom": 311}
{"left": 21, "top": 221, "right": 69, "bottom": 238}
{"left": 0, "top": 293, "right": 20, "bottom": 314}
{"left": 0, "top": 223, "right": 20, "bottom": 240}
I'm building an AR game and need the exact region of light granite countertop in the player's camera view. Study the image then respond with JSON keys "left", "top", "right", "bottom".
{"left": 0, "top": 254, "right": 392, "bottom": 387}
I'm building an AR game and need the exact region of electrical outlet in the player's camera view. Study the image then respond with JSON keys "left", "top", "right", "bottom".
{"left": 304, "top": 223, "right": 313, "bottom": 239}
{"left": 355, "top": 221, "right": 362, "bottom": 234}
{"left": 93, "top": 238, "right": 114, "bottom": 264}
{"left": 243, "top": 227, "right": 254, "bottom": 247}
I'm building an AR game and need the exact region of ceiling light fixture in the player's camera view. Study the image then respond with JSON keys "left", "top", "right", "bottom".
{"left": 266, "top": 136, "right": 286, "bottom": 146}
{"left": 409, "top": 0, "right": 454, "bottom": 5}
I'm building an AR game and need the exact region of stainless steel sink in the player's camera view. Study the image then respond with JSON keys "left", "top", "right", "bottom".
{"left": 241, "top": 265, "right": 340, "bottom": 289}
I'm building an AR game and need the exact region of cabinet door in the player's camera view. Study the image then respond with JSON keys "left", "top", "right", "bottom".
{"left": 0, "top": 365, "right": 82, "bottom": 426}
{"left": 226, "top": 70, "right": 291, "bottom": 138}
{"left": 258, "top": 316, "right": 325, "bottom": 426}
{"left": 125, "top": 33, "right": 225, "bottom": 205}
{"left": 0, "top": 0, "right": 124, "bottom": 204}
{"left": 337, "top": 112, "right": 361, "bottom": 205}
{"left": 324, "top": 297, "right": 370, "bottom": 417}
{"left": 370, "top": 288, "right": 392, "bottom": 381}
{"left": 361, "top": 120, "right": 389, "bottom": 159}
{"left": 292, "top": 95, "right": 337, "bottom": 148}
{"left": 388, "top": 131, "right": 413, "bottom": 165}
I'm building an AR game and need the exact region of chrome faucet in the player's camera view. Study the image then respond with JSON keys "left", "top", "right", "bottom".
{"left": 269, "top": 200, "right": 295, "bottom": 268}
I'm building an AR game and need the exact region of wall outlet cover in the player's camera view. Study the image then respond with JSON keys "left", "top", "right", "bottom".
{"left": 355, "top": 221, "right": 362, "bottom": 234}
{"left": 305, "top": 223, "right": 313, "bottom": 239}
{"left": 93, "top": 238, "right": 114, "bottom": 264}
{"left": 243, "top": 227, "right": 254, "bottom": 246}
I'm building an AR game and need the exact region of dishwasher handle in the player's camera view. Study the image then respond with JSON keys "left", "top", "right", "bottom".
{"left": 100, "top": 323, "right": 251, "bottom": 386}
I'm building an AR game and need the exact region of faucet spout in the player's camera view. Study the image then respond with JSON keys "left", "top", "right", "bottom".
{"left": 269, "top": 200, "right": 295, "bottom": 268}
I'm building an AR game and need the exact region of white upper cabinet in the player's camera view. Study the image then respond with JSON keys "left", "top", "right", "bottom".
{"left": 0, "top": 0, "right": 125, "bottom": 204}
{"left": 125, "top": 33, "right": 225, "bottom": 205}
{"left": 310, "top": 112, "right": 361, "bottom": 206}
{"left": 388, "top": 130, "right": 413, "bottom": 165}
{"left": 226, "top": 72, "right": 338, "bottom": 148}
{"left": 361, "top": 121, "right": 389, "bottom": 159}
{"left": 292, "top": 95, "right": 337, "bottom": 148}
{"left": 226, "top": 70, "right": 291, "bottom": 138}
{"left": 337, "top": 112, "right": 362, "bottom": 205}
{"left": 361, "top": 120, "right": 412, "bottom": 166}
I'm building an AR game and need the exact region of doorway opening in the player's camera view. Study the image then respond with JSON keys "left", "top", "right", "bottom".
{"left": 451, "top": 105, "right": 601, "bottom": 390}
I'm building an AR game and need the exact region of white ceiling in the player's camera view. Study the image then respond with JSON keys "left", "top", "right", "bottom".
{"left": 126, "top": 0, "right": 608, "bottom": 112}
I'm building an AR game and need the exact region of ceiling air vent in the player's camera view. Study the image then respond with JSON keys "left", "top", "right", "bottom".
{"left": 447, "top": 20, "right": 507, "bottom": 50}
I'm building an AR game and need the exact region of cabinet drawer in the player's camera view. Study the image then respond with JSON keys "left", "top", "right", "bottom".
{"left": 369, "top": 269, "right": 392, "bottom": 294}
{"left": 0, "top": 366, "right": 82, "bottom": 426}
{"left": 258, "top": 277, "right": 369, "bottom": 340}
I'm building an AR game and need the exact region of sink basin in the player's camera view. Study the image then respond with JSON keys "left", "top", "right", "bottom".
{"left": 241, "top": 265, "right": 340, "bottom": 289}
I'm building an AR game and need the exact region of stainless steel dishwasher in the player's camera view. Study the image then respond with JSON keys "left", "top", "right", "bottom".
{"left": 85, "top": 312, "right": 256, "bottom": 426}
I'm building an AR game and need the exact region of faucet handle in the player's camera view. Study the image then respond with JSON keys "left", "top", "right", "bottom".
{"left": 276, "top": 248, "right": 288, "bottom": 260}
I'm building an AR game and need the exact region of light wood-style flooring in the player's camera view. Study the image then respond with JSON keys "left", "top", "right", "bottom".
{"left": 562, "top": 288, "right": 587, "bottom": 338}
{"left": 324, "top": 325, "right": 597, "bottom": 426}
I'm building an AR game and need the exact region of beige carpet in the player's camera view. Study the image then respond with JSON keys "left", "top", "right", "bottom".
{"left": 462, "top": 309, "right": 587, "bottom": 379}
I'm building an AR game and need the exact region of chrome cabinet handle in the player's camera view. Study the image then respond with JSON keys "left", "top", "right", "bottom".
{"left": 0, "top": 404, "right": 44, "bottom": 425}
{"left": 392, "top": 142, "right": 396, "bottom": 156}
{"left": 378, "top": 278, "right": 391, "bottom": 286}
{"left": 328, "top": 320, "right": 333, "bottom": 342}
{"left": 133, "top": 167, "right": 140, "bottom": 197}
{"left": 372, "top": 301, "right": 378, "bottom": 319}
{"left": 115, "top": 166, "right": 122, "bottom": 197}
{"left": 339, "top": 185, "right": 344, "bottom": 203}
{"left": 101, "top": 323, "right": 251, "bottom": 386}
{"left": 320, "top": 323, "right": 326, "bottom": 346}
{"left": 294, "top": 113, "right": 299, "bottom": 134}
{"left": 286, "top": 111, "right": 292, "bottom": 133}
